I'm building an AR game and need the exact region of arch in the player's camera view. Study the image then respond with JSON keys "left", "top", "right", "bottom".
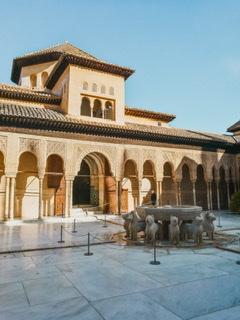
{"left": 83, "top": 81, "right": 88, "bottom": 90}
{"left": 16, "top": 152, "right": 39, "bottom": 219}
{"left": 141, "top": 160, "right": 156, "bottom": 205}
{"left": 104, "top": 101, "right": 114, "bottom": 120}
{"left": 109, "top": 86, "right": 114, "bottom": 95}
{"left": 43, "top": 154, "right": 65, "bottom": 216}
{"left": 93, "top": 99, "right": 102, "bottom": 118}
{"left": 195, "top": 165, "right": 208, "bottom": 209}
{"left": 211, "top": 167, "right": 218, "bottom": 210}
{"left": 41, "top": 72, "right": 48, "bottom": 87}
{"left": 73, "top": 152, "right": 114, "bottom": 213}
{"left": 219, "top": 166, "right": 228, "bottom": 209}
{"left": 81, "top": 97, "right": 91, "bottom": 117}
{"left": 101, "top": 85, "right": 106, "bottom": 94}
{"left": 92, "top": 83, "right": 97, "bottom": 92}
{"left": 30, "top": 74, "right": 37, "bottom": 88}
{"left": 162, "top": 162, "right": 176, "bottom": 205}
{"left": 180, "top": 164, "right": 193, "bottom": 205}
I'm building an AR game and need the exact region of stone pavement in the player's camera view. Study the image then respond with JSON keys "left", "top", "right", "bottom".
{"left": 0, "top": 216, "right": 124, "bottom": 252}
{"left": 0, "top": 245, "right": 240, "bottom": 320}
{"left": 0, "top": 211, "right": 240, "bottom": 319}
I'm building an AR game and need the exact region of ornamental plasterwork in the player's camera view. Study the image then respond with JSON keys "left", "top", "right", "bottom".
{"left": 0, "top": 136, "right": 7, "bottom": 155}
{"left": 74, "top": 144, "right": 116, "bottom": 174}
{"left": 47, "top": 141, "right": 66, "bottom": 159}
{"left": 19, "top": 138, "right": 40, "bottom": 157}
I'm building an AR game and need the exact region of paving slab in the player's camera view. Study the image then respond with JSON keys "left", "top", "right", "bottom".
{"left": 0, "top": 297, "right": 102, "bottom": 320}
{"left": 192, "top": 305, "right": 240, "bottom": 320}
{"left": 0, "top": 282, "right": 29, "bottom": 312}
{"left": 62, "top": 256, "right": 160, "bottom": 301}
{"left": 143, "top": 274, "right": 240, "bottom": 319}
{"left": 93, "top": 292, "right": 182, "bottom": 320}
{"left": 23, "top": 274, "right": 81, "bottom": 306}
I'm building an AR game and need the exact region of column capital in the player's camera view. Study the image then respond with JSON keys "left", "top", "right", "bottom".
{"left": 5, "top": 173, "right": 17, "bottom": 178}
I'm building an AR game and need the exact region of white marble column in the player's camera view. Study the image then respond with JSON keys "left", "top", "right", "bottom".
{"left": 176, "top": 180, "right": 181, "bottom": 206}
{"left": 206, "top": 181, "right": 211, "bottom": 210}
{"left": 157, "top": 180, "right": 163, "bottom": 207}
{"left": 216, "top": 180, "right": 220, "bottom": 210}
{"left": 4, "top": 177, "right": 10, "bottom": 221}
{"left": 192, "top": 180, "right": 196, "bottom": 206}
{"left": 69, "top": 179, "right": 73, "bottom": 217}
{"left": 64, "top": 179, "right": 70, "bottom": 217}
{"left": 38, "top": 177, "right": 44, "bottom": 220}
{"left": 208, "top": 181, "right": 213, "bottom": 210}
{"left": 115, "top": 179, "right": 121, "bottom": 215}
{"left": 9, "top": 177, "right": 16, "bottom": 220}
{"left": 226, "top": 180, "right": 230, "bottom": 208}
{"left": 138, "top": 179, "right": 142, "bottom": 206}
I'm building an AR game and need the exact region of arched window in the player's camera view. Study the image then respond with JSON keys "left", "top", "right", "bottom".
{"left": 30, "top": 74, "right": 37, "bottom": 88}
{"left": 83, "top": 82, "right": 88, "bottom": 90}
{"left": 101, "top": 85, "right": 106, "bottom": 94}
{"left": 104, "top": 101, "right": 114, "bottom": 120}
{"left": 92, "top": 83, "right": 97, "bottom": 92}
{"left": 80, "top": 97, "right": 91, "bottom": 116}
{"left": 93, "top": 99, "right": 102, "bottom": 118}
{"left": 109, "top": 86, "right": 114, "bottom": 95}
{"left": 41, "top": 72, "right": 48, "bottom": 87}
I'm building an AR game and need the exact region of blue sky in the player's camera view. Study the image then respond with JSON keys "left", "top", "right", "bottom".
{"left": 0, "top": 0, "right": 239, "bottom": 133}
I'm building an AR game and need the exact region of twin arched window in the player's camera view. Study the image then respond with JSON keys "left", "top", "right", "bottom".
{"left": 80, "top": 97, "right": 114, "bottom": 120}
{"left": 30, "top": 74, "right": 37, "bottom": 88}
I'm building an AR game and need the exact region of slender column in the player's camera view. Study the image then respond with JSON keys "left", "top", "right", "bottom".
{"left": 216, "top": 180, "right": 220, "bottom": 210}
{"left": 38, "top": 177, "right": 44, "bottom": 220}
{"left": 9, "top": 177, "right": 16, "bottom": 220}
{"left": 206, "top": 181, "right": 211, "bottom": 210}
{"left": 118, "top": 181, "right": 122, "bottom": 214}
{"left": 90, "top": 99, "right": 94, "bottom": 117}
{"left": 208, "top": 181, "right": 213, "bottom": 210}
{"left": 192, "top": 180, "right": 196, "bottom": 206}
{"left": 156, "top": 180, "right": 159, "bottom": 206}
{"left": 157, "top": 180, "right": 163, "bottom": 207}
{"left": 64, "top": 179, "right": 70, "bottom": 217}
{"left": 115, "top": 179, "right": 121, "bottom": 215}
{"left": 4, "top": 177, "right": 10, "bottom": 221}
{"left": 176, "top": 180, "right": 181, "bottom": 206}
{"left": 226, "top": 180, "right": 230, "bottom": 208}
{"left": 138, "top": 179, "right": 142, "bottom": 206}
{"left": 69, "top": 180, "right": 73, "bottom": 216}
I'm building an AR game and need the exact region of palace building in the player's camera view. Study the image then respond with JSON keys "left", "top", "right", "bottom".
{"left": 0, "top": 42, "right": 239, "bottom": 221}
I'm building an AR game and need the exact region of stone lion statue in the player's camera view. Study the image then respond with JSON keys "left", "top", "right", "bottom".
{"left": 180, "top": 216, "right": 203, "bottom": 245}
{"left": 145, "top": 215, "right": 160, "bottom": 242}
{"left": 169, "top": 216, "right": 180, "bottom": 245}
{"left": 201, "top": 211, "right": 216, "bottom": 240}
{"left": 122, "top": 211, "right": 145, "bottom": 241}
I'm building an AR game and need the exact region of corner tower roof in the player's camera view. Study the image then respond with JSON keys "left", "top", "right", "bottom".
{"left": 11, "top": 42, "right": 135, "bottom": 84}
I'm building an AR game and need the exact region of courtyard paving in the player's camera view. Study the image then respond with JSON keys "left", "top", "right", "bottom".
{"left": 0, "top": 211, "right": 240, "bottom": 319}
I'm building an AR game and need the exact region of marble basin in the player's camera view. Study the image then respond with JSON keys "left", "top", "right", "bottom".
{"left": 136, "top": 205, "right": 202, "bottom": 222}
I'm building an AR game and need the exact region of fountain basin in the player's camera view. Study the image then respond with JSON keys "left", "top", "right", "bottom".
{"left": 136, "top": 205, "right": 202, "bottom": 221}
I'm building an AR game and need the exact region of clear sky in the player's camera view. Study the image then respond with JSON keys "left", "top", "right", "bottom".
{"left": 0, "top": 0, "right": 239, "bottom": 133}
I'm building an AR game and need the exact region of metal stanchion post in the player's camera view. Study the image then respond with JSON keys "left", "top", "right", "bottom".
{"left": 236, "top": 233, "right": 240, "bottom": 265}
{"left": 102, "top": 214, "right": 108, "bottom": 228}
{"left": 72, "top": 218, "right": 77, "bottom": 233}
{"left": 217, "top": 211, "right": 222, "bottom": 228}
{"left": 84, "top": 232, "right": 93, "bottom": 256}
{"left": 150, "top": 241, "right": 160, "bottom": 265}
{"left": 58, "top": 225, "right": 65, "bottom": 243}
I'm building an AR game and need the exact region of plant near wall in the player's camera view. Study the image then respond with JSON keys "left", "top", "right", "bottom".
{"left": 230, "top": 192, "right": 240, "bottom": 214}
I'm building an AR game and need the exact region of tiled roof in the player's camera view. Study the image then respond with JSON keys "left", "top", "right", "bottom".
{"left": 0, "top": 83, "right": 61, "bottom": 105}
{"left": 11, "top": 42, "right": 134, "bottom": 84}
{"left": 14, "top": 43, "right": 100, "bottom": 62}
{"left": 0, "top": 103, "right": 237, "bottom": 152}
{"left": 125, "top": 106, "right": 176, "bottom": 122}
{"left": 227, "top": 120, "right": 240, "bottom": 133}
